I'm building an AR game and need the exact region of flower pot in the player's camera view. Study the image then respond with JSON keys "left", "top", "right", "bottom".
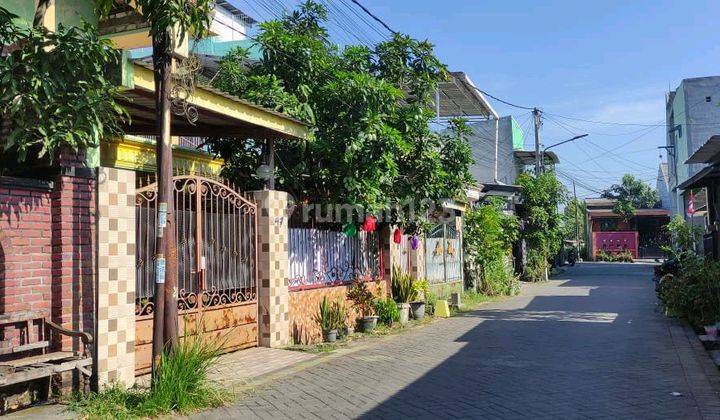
{"left": 410, "top": 301, "right": 425, "bottom": 320}
{"left": 323, "top": 329, "right": 338, "bottom": 343}
{"left": 360, "top": 316, "right": 378, "bottom": 332}
{"left": 397, "top": 303, "right": 410, "bottom": 325}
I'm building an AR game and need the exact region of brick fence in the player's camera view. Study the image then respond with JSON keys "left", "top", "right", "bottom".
{"left": 0, "top": 152, "right": 95, "bottom": 352}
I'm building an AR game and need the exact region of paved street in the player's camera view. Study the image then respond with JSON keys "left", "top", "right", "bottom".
{"left": 196, "top": 263, "right": 720, "bottom": 419}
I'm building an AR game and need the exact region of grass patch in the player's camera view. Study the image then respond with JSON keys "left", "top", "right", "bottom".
{"left": 69, "top": 337, "right": 230, "bottom": 419}
{"left": 451, "top": 291, "right": 501, "bottom": 314}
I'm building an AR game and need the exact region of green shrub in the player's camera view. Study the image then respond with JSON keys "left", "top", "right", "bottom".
{"left": 347, "top": 280, "right": 376, "bottom": 317}
{"left": 70, "top": 337, "right": 229, "bottom": 418}
{"left": 391, "top": 266, "right": 415, "bottom": 303}
{"left": 480, "top": 257, "right": 519, "bottom": 296}
{"left": 330, "top": 300, "right": 346, "bottom": 332}
{"left": 656, "top": 254, "right": 720, "bottom": 326}
{"left": 425, "top": 291, "right": 438, "bottom": 316}
{"left": 615, "top": 250, "right": 634, "bottom": 263}
{"left": 374, "top": 297, "right": 400, "bottom": 325}
{"left": 412, "top": 278, "right": 430, "bottom": 302}
{"left": 315, "top": 296, "right": 334, "bottom": 333}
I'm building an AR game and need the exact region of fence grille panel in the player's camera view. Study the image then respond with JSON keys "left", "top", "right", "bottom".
{"left": 288, "top": 228, "right": 380, "bottom": 289}
{"left": 135, "top": 176, "right": 257, "bottom": 316}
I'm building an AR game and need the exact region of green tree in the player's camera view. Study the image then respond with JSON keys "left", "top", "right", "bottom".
{"left": 665, "top": 214, "right": 702, "bottom": 253}
{"left": 209, "top": 1, "right": 473, "bottom": 226}
{"left": 518, "top": 171, "right": 567, "bottom": 281}
{"left": 464, "top": 198, "right": 519, "bottom": 295}
{"left": 601, "top": 174, "right": 659, "bottom": 220}
{"left": 563, "top": 198, "right": 586, "bottom": 241}
{"left": 0, "top": 7, "right": 126, "bottom": 164}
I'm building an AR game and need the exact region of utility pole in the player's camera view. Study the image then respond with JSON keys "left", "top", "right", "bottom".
{"left": 151, "top": 26, "right": 178, "bottom": 377}
{"left": 533, "top": 107, "right": 542, "bottom": 175}
{"left": 573, "top": 180, "right": 580, "bottom": 248}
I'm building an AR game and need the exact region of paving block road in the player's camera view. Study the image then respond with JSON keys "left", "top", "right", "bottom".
{"left": 194, "top": 263, "right": 720, "bottom": 419}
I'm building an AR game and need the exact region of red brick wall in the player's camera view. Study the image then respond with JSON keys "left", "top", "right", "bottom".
{"left": 0, "top": 180, "right": 53, "bottom": 317}
{"left": 0, "top": 159, "right": 96, "bottom": 350}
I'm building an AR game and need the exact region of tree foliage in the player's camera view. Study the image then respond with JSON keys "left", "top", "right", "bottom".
{"left": 464, "top": 198, "right": 520, "bottom": 295}
{"left": 563, "top": 198, "right": 586, "bottom": 241}
{"left": 0, "top": 7, "right": 126, "bottom": 163}
{"left": 518, "top": 171, "right": 567, "bottom": 281}
{"left": 95, "top": 0, "right": 214, "bottom": 46}
{"left": 601, "top": 174, "right": 659, "bottom": 220}
{"left": 665, "top": 214, "right": 702, "bottom": 253}
{"left": 209, "top": 1, "right": 473, "bottom": 226}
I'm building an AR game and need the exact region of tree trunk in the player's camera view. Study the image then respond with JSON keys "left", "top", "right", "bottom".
{"left": 33, "top": 0, "right": 54, "bottom": 29}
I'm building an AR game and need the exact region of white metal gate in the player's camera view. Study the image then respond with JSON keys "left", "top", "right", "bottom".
{"left": 425, "top": 222, "right": 462, "bottom": 284}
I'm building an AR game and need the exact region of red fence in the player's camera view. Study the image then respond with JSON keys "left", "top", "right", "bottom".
{"left": 593, "top": 231, "right": 638, "bottom": 259}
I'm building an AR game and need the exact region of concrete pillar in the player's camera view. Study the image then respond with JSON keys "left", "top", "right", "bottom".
{"left": 408, "top": 235, "right": 425, "bottom": 280}
{"left": 96, "top": 167, "right": 136, "bottom": 388}
{"left": 252, "top": 190, "right": 289, "bottom": 348}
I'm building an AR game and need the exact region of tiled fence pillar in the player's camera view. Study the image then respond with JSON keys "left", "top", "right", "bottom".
{"left": 408, "top": 236, "right": 425, "bottom": 280}
{"left": 252, "top": 190, "right": 290, "bottom": 348}
{"left": 96, "top": 167, "right": 136, "bottom": 387}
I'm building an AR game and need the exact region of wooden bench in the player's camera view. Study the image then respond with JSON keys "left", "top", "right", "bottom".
{"left": 0, "top": 310, "right": 93, "bottom": 389}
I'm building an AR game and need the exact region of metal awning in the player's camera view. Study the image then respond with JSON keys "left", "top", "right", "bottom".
{"left": 116, "top": 61, "right": 310, "bottom": 140}
{"left": 481, "top": 183, "right": 521, "bottom": 197}
{"left": 434, "top": 72, "right": 497, "bottom": 118}
{"left": 677, "top": 164, "right": 720, "bottom": 190}
{"left": 587, "top": 208, "right": 671, "bottom": 217}
{"left": 514, "top": 150, "right": 560, "bottom": 165}
{"left": 686, "top": 135, "right": 720, "bottom": 164}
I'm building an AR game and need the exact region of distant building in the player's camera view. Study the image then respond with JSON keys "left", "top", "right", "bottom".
{"left": 584, "top": 198, "right": 670, "bottom": 260}
{"left": 467, "top": 116, "right": 524, "bottom": 185}
{"left": 657, "top": 162, "right": 672, "bottom": 211}
{"left": 665, "top": 76, "right": 720, "bottom": 217}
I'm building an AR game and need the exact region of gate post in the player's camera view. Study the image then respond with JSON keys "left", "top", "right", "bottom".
{"left": 408, "top": 235, "right": 425, "bottom": 280}
{"left": 96, "top": 167, "right": 136, "bottom": 388}
{"left": 252, "top": 190, "right": 290, "bottom": 348}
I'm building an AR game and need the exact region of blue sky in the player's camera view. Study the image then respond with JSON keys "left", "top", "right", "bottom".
{"left": 238, "top": 0, "right": 720, "bottom": 197}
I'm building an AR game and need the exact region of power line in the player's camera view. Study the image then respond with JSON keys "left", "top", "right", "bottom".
{"left": 349, "top": 0, "right": 397, "bottom": 35}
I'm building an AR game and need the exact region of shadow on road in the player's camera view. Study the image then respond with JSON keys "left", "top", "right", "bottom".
{"left": 360, "top": 262, "right": 701, "bottom": 419}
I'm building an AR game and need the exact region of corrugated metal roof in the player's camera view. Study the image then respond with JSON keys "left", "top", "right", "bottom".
{"left": 133, "top": 60, "right": 309, "bottom": 128}
{"left": 434, "top": 72, "right": 496, "bottom": 118}
{"left": 686, "top": 135, "right": 720, "bottom": 164}
{"left": 215, "top": 0, "right": 257, "bottom": 24}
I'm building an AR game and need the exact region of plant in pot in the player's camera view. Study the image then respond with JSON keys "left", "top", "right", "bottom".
{"left": 391, "top": 266, "right": 414, "bottom": 325}
{"left": 347, "top": 280, "right": 378, "bottom": 332}
{"left": 315, "top": 296, "right": 338, "bottom": 343}
{"left": 331, "top": 300, "right": 347, "bottom": 338}
{"left": 410, "top": 278, "right": 429, "bottom": 320}
{"left": 374, "top": 296, "right": 400, "bottom": 326}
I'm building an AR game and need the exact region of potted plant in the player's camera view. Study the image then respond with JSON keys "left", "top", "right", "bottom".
{"left": 315, "top": 296, "right": 338, "bottom": 342}
{"left": 410, "top": 278, "right": 429, "bottom": 320}
{"left": 347, "top": 280, "right": 378, "bottom": 332}
{"left": 331, "top": 299, "right": 347, "bottom": 338}
{"left": 391, "top": 266, "right": 414, "bottom": 325}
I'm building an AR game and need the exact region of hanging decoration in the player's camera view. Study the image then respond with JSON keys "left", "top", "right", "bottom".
{"left": 362, "top": 214, "right": 377, "bottom": 232}
{"left": 393, "top": 227, "right": 402, "bottom": 244}
{"left": 343, "top": 222, "right": 358, "bottom": 237}
{"left": 411, "top": 235, "right": 419, "bottom": 250}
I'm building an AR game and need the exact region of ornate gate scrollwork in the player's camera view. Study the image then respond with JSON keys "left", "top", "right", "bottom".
{"left": 135, "top": 176, "right": 257, "bottom": 316}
